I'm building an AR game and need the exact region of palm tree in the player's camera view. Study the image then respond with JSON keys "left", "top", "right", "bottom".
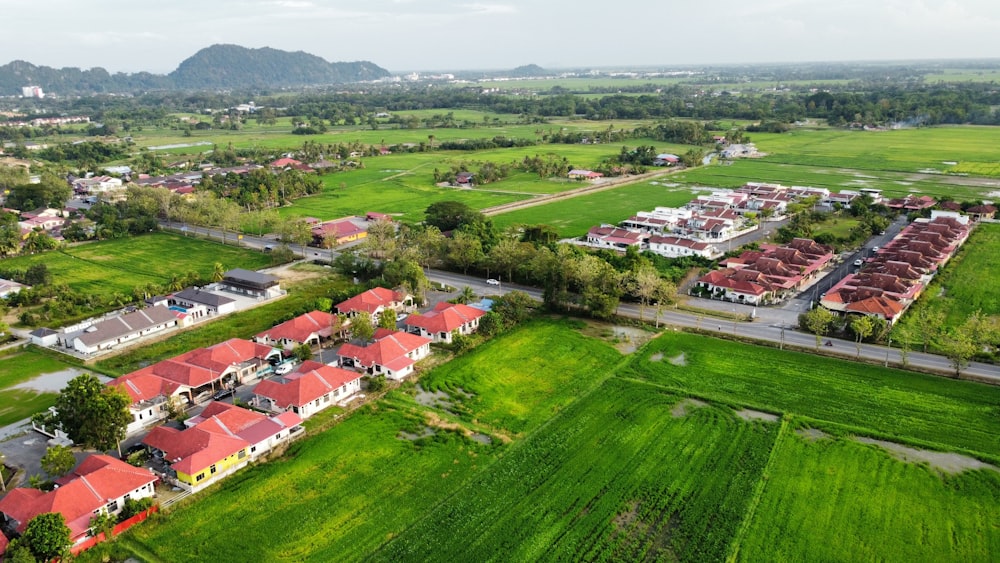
{"left": 458, "top": 285, "right": 476, "bottom": 305}
{"left": 212, "top": 262, "right": 226, "bottom": 282}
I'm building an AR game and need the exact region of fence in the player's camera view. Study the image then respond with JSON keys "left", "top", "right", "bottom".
{"left": 70, "top": 505, "right": 159, "bottom": 555}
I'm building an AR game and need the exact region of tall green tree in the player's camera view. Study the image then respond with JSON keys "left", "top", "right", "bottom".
{"left": 850, "top": 315, "right": 875, "bottom": 359}
{"left": 19, "top": 512, "right": 71, "bottom": 562}
{"left": 801, "top": 307, "right": 837, "bottom": 350}
{"left": 55, "top": 374, "right": 131, "bottom": 453}
{"left": 351, "top": 311, "right": 375, "bottom": 343}
{"left": 40, "top": 445, "right": 76, "bottom": 478}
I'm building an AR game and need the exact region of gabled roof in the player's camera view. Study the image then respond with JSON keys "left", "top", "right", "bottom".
{"left": 144, "top": 425, "right": 246, "bottom": 476}
{"left": 253, "top": 360, "right": 361, "bottom": 408}
{"left": 336, "top": 287, "right": 408, "bottom": 315}
{"left": 222, "top": 268, "right": 279, "bottom": 288}
{"left": 172, "top": 287, "right": 236, "bottom": 308}
{"left": 256, "top": 311, "right": 338, "bottom": 344}
{"left": 405, "top": 302, "right": 486, "bottom": 334}
{"left": 77, "top": 306, "right": 179, "bottom": 347}
{"left": 0, "top": 455, "right": 156, "bottom": 538}
{"left": 846, "top": 296, "right": 904, "bottom": 319}
{"left": 339, "top": 330, "right": 430, "bottom": 369}
{"left": 109, "top": 370, "right": 181, "bottom": 404}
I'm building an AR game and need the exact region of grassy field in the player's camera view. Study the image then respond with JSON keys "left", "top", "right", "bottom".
{"left": 736, "top": 427, "right": 1000, "bottom": 562}
{"left": 621, "top": 331, "right": 1000, "bottom": 456}
{"left": 0, "top": 349, "right": 78, "bottom": 426}
{"left": 0, "top": 232, "right": 271, "bottom": 298}
{"left": 418, "top": 318, "right": 623, "bottom": 436}
{"left": 375, "top": 379, "right": 778, "bottom": 562}
{"left": 492, "top": 179, "right": 696, "bottom": 237}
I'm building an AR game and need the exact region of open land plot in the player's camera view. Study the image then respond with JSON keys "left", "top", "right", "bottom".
{"left": 672, "top": 159, "right": 999, "bottom": 202}
{"left": 374, "top": 378, "right": 778, "bottom": 562}
{"left": 0, "top": 232, "right": 270, "bottom": 298}
{"left": 896, "top": 223, "right": 1000, "bottom": 336}
{"left": 0, "top": 349, "right": 80, "bottom": 426}
{"left": 417, "top": 318, "right": 623, "bottom": 436}
{"left": 735, "top": 428, "right": 1000, "bottom": 562}
{"left": 622, "top": 332, "right": 1000, "bottom": 456}
{"left": 491, "top": 180, "right": 696, "bottom": 237}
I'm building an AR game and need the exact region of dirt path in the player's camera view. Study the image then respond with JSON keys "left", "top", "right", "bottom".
{"left": 481, "top": 166, "right": 688, "bottom": 216}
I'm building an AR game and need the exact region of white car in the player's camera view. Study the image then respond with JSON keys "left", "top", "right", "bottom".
{"left": 274, "top": 362, "right": 294, "bottom": 375}
{"left": 853, "top": 259, "right": 863, "bottom": 267}
{"left": 486, "top": 278, "right": 500, "bottom": 286}
{"left": 872, "top": 246, "right": 879, "bottom": 252}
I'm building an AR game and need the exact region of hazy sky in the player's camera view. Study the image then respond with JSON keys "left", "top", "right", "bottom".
{"left": 1, "top": 0, "right": 998, "bottom": 73}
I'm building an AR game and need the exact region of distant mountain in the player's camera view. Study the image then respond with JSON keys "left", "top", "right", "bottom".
{"left": 169, "top": 45, "right": 389, "bottom": 90}
{"left": 509, "top": 64, "right": 550, "bottom": 77}
{"left": 0, "top": 45, "right": 390, "bottom": 95}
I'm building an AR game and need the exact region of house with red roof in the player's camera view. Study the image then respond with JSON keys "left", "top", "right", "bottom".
{"left": 253, "top": 360, "right": 363, "bottom": 418}
{"left": 0, "top": 455, "right": 156, "bottom": 547}
{"left": 966, "top": 204, "right": 997, "bottom": 221}
{"left": 254, "top": 311, "right": 346, "bottom": 349}
{"left": 311, "top": 218, "right": 368, "bottom": 247}
{"left": 270, "top": 157, "right": 302, "bottom": 168}
{"left": 647, "top": 235, "right": 719, "bottom": 259}
{"left": 585, "top": 225, "right": 648, "bottom": 251}
{"left": 568, "top": 169, "right": 603, "bottom": 180}
{"left": 404, "top": 302, "right": 486, "bottom": 343}
{"left": 335, "top": 286, "right": 413, "bottom": 323}
{"left": 143, "top": 402, "right": 300, "bottom": 492}
{"left": 338, "top": 330, "right": 431, "bottom": 380}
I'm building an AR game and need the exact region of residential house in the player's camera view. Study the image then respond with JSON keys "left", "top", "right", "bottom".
{"left": 0, "top": 278, "right": 25, "bottom": 298}
{"left": 28, "top": 327, "right": 58, "bottom": 346}
{"left": 170, "top": 287, "right": 237, "bottom": 315}
{"left": 966, "top": 204, "right": 997, "bottom": 221}
{"left": 455, "top": 171, "right": 474, "bottom": 185}
{"left": 68, "top": 306, "right": 180, "bottom": 355}
{"left": 646, "top": 235, "right": 719, "bottom": 259}
{"left": 144, "top": 402, "right": 301, "bottom": 492}
{"left": 338, "top": 330, "right": 431, "bottom": 380}
{"left": 218, "top": 269, "right": 282, "bottom": 299}
{"left": 109, "top": 370, "right": 185, "bottom": 434}
{"left": 0, "top": 455, "right": 156, "bottom": 547}
{"left": 311, "top": 218, "right": 368, "bottom": 247}
{"left": 585, "top": 225, "right": 648, "bottom": 251}
{"left": 404, "top": 302, "right": 486, "bottom": 343}
{"left": 568, "top": 169, "right": 603, "bottom": 180}
{"left": 253, "top": 360, "right": 363, "bottom": 418}
{"left": 254, "top": 310, "right": 345, "bottom": 349}
{"left": 886, "top": 194, "right": 936, "bottom": 211}
{"left": 335, "top": 287, "right": 413, "bottom": 322}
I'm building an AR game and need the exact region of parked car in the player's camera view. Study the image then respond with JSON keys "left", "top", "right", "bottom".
{"left": 853, "top": 259, "right": 863, "bottom": 267}
{"left": 212, "top": 387, "right": 235, "bottom": 400}
{"left": 486, "top": 278, "right": 500, "bottom": 286}
{"left": 872, "top": 246, "right": 879, "bottom": 252}
{"left": 274, "top": 362, "right": 294, "bottom": 375}
{"left": 396, "top": 313, "right": 408, "bottom": 322}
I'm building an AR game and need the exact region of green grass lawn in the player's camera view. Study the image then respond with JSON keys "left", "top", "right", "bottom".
{"left": 736, "top": 428, "right": 1000, "bottom": 562}
{"left": 0, "top": 232, "right": 271, "bottom": 299}
{"left": 622, "top": 331, "right": 1000, "bottom": 457}
{"left": 492, "top": 179, "right": 696, "bottom": 237}
{"left": 375, "top": 379, "right": 778, "bottom": 562}
{"left": 418, "top": 318, "right": 623, "bottom": 436}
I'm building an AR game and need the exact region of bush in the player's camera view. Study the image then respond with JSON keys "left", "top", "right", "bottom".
{"left": 118, "top": 497, "right": 155, "bottom": 522}
{"left": 364, "top": 374, "right": 386, "bottom": 392}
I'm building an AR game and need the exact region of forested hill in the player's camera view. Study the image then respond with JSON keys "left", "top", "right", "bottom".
{"left": 0, "top": 45, "right": 390, "bottom": 95}
{"left": 168, "top": 45, "right": 390, "bottom": 89}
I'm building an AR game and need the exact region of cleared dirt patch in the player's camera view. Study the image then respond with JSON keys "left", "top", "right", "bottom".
{"left": 671, "top": 398, "right": 708, "bottom": 418}
{"left": 668, "top": 353, "right": 687, "bottom": 366}
{"left": 735, "top": 409, "right": 779, "bottom": 423}
{"left": 855, "top": 437, "right": 999, "bottom": 474}
{"left": 576, "top": 320, "right": 654, "bottom": 354}
{"left": 398, "top": 427, "right": 436, "bottom": 441}
{"left": 796, "top": 428, "right": 830, "bottom": 441}
{"left": 649, "top": 352, "right": 664, "bottom": 362}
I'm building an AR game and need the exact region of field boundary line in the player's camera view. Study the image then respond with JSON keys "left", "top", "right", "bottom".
{"left": 725, "top": 416, "right": 789, "bottom": 563}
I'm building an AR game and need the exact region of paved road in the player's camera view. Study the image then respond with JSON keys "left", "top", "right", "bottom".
{"left": 423, "top": 269, "right": 1000, "bottom": 385}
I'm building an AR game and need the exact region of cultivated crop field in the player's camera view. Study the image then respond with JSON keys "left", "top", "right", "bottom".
{"left": 0, "top": 232, "right": 270, "bottom": 298}
{"left": 736, "top": 427, "right": 1000, "bottom": 562}
{"left": 374, "top": 379, "right": 778, "bottom": 562}
{"left": 622, "top": 332, "right": 1000, "bottom": 456}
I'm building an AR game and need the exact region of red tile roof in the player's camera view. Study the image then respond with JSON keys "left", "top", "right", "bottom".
{"left": 256, "top": 311, "right": 338, "bottom": 344}
{"left": 312, "top": 219, "right": 366, "bottom": 240}
{"left": 336, "top": 287, "right": 407, "bottom": 315}
{"left": 0, "top": 455, "right": 156, "bottom": 539}
{"left": 405, "top": 302, "right": 486, "bottom": 334}
{"left": 144, "top": 425, "right": 246, "bottom": 476}
{"left": 339, "top": 330, "right": 429, "bottom": 369}
{"left": 253, "top": 360, "right": 361, "bottom": 408}
{"left": 109, "top": 371, "right": 181, "bottom": 404}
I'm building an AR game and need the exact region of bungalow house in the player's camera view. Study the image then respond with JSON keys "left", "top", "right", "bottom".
{"left": 109, "top": 370, "right": 185, "bottom": 434}
{"left": 72, "top": 176, "right": 123, "bottom": 195}
{"left": 966, "top": 204, "right": 997, "bottom": 221}
{"left": 144, "top": 403, "right": 300, "bottom": 492}
{"left": 29, "top": 327, "right": 58, "bottom": 346}
{"left": 653, "top": 153, "right": 680, "bottom": 166}
{"left": 0, "top": 455, "right": 156, "bottom": 547}
{"left": 0, "top": 278, "right": 25, "bottom": 298}
{"left": 170, "top": 287, "right": 237, "bottom": 316}
{"left": 696, "top": 268, "right": 779, "bottom": 305}
{"left": 68, "top": 306, "right": 180, "bottom": 355}
{"left": 270, "top": 157, "right": 302, "bottom": 168}
{"left": 455, "top": 171, "right": 474, "bottom": 186}
{"left": 338, "top": 330, "right": 431, "bottom": 380}
{"left": 585, "top": 225, "right": 648, "bottom": 251}
{"left": 647, "top": 235, "right": 718, "bottom": 259}
{"left": 568, "top": 169, "right": 603, "bottom": 180}
{"left": 404, "top": 302, "right": 486, "bottom": 343}
{"left": 311, "top": 218, "right": 368, "bottom": 247}
{"left": 886, "top": 194, "right": 936, "bottom": 211}
{"left": 336, "top": 287, "right": 413, "bottom": 323}
{"left": 218, "top": 269, "right": 282, "bottom": 299}
{"left": 253, "top": 360, "right": 363, "bottom": 418}
{"left": 254, "top": 310, "right": 344, "bottom": 349}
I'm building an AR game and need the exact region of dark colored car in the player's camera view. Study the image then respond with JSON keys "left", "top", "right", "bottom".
{"left": 212, "top": 388, "right": 235, "bottom": 400}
